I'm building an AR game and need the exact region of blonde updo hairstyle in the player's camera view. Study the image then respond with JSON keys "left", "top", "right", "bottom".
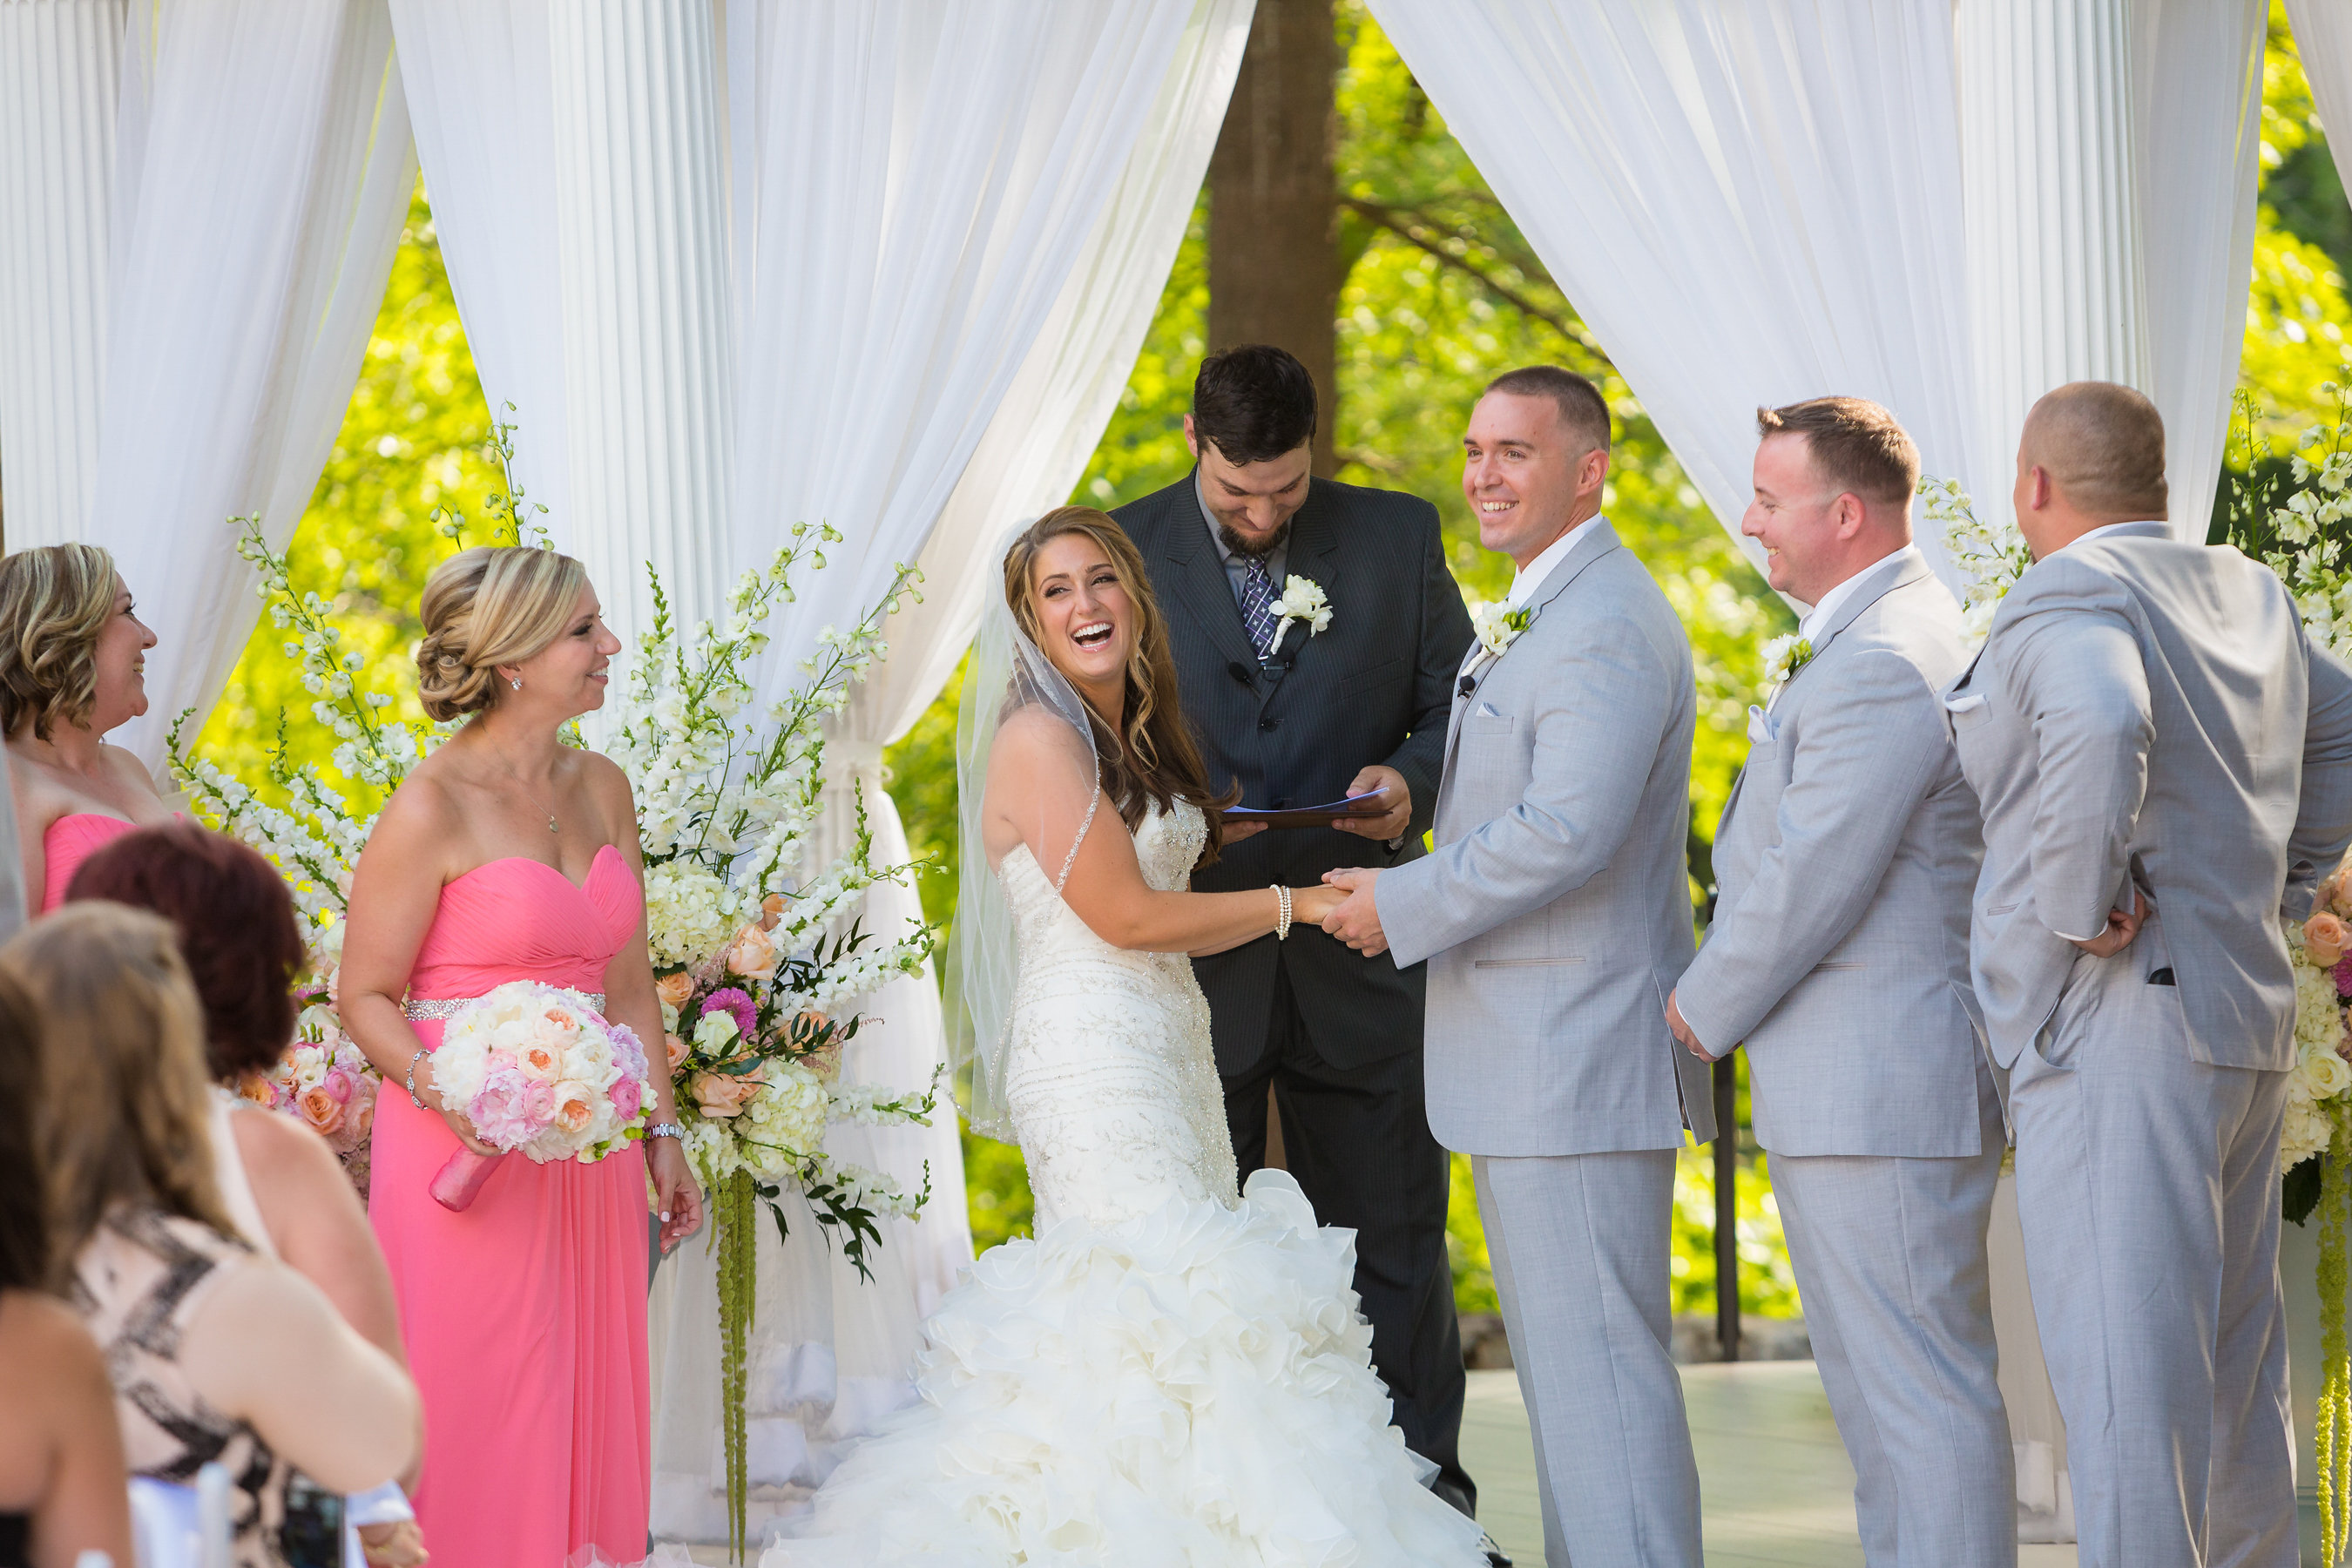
{"left": 0, "top": 543, "right": 119, "bottom": 741}
{"left": 416, "top": 545, "right": 590, "bottom": 721}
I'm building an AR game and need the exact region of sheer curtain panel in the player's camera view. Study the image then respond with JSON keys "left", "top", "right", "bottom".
{"left": 91, "top": 0, "right": 414, "bottom": 766}
{"left": 0, "top": 0, "right": 124, "bottom": 549}
{"left": 1362, "top": 0, "right": 1979, "bottom": 589}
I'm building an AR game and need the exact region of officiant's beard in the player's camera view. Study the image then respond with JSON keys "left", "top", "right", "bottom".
{"left": 1219, "top": 518, "right": 1291, "bottom": 560}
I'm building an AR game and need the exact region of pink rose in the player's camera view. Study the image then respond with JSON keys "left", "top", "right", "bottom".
{"left": 2310, "top": 911, "right": 2349, "bottom": 967}
{"left": 655, "top": 971, "right": 697, "bottom": 1010}
{"left": 608, "top": 1077, "right": 644, "bottom": 1120}
{"left": 727, "top": 924, "right": 778, "bottom": 980}
{"left": 296, "top": 1085, "right": 348, "bottom": 1137}
{"left": 319, "top": 1065, "right": 357, "bottom": 1105}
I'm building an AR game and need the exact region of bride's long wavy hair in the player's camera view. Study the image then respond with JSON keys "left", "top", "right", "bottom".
{"left": 1004, "top": 507, "right": 1234, "bottom": 865}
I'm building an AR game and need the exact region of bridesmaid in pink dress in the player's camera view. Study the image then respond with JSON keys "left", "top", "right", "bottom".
{"left": 0, "top": 545, "right": 174, "bottom": 910}
{"left": 339, "top": 545, "right": 703, "bottom": 1568}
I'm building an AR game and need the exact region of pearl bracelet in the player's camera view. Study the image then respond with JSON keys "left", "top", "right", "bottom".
{"left": 1273, "top": 883, "right": 1294, "bottom": 942}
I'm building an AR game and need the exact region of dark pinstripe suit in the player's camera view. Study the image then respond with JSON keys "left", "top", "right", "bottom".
{"left": 1115, "top": 470, "right": 1479, "bottom": 1512}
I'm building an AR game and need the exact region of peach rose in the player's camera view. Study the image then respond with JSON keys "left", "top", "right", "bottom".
{"left": 237, "top": 1072, "right": 277, "bottom": 1107}
{"left": 655, "top": 971, "right": 697, "bottom": 1010}
{"left": 691, "top": 1071, "right": 756, "bottom": 1119}
{"left": 759, "top": 892, "right": 787, "bottom": 933}
{"left": 517, "top": 1043, "right": 560, "bottom": 1080}
{"left": 727, "top": 924, "right": 778, "bottom": 980}
{"left": 552, "top": 1082, "right": 596, "bottom": 1135}
{"left": 2309, "top": 910, "right": 2349, "bottom": 967}
{"left": 665, "top": 1032, "right": 691, "bottom": 1071}
{"left": 296, "top": 1085, "right": 348, "bottom": 1137}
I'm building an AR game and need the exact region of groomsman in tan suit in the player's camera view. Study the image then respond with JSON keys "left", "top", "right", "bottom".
{"left": 1667, "top": 398, "right": 2011, "bottom": 1568}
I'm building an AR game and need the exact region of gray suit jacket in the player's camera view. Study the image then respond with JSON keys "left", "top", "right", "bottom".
{"left": 1376, "top": 518, "right": 1716, "bottom": 1156}
{"left": 1676, "top": 552, "right": 1986, "bottom": 1158}
{"left": 1947, "top": 522, "right": 2352, "bottom": 1071}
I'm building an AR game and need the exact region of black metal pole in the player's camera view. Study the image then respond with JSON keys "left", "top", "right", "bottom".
{"left": 1713, "top": 1053, "right": 1740, "bottom": 1362}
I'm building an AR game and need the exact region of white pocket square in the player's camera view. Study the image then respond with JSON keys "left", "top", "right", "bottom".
{"left": 1476, "top": 701, "right": 1502, "bottom": 718}
{"left": 1943, "top": 692, "right": 1987, "bottom": 714}
{"left": 1746, "top": 705, "right": 1778, "bottom": 744}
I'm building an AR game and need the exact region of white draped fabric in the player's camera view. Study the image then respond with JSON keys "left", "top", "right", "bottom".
{"left": 382, "top": 0, "right": 572, "bottom": 541}
{"left": 638, "top": 2, "right": 1251, "bottom": 1544}
{"left": 2289, "top": 0, "right": 2352, "bottom": 168}
{"left": 0, "top": 0, "right": 124, "bottom": 548}
{"left": 1361, "top": 0, "right": 1981, "bottom": 589}
{"left": 5, "top": 0, "right": 414, "bottom": 767}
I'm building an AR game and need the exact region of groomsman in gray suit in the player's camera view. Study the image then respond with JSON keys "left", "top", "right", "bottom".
{"left": 1323, "top": 366, "right": 1715, "bottom": 1568}
{"left": 1948, "top": 382, "right": 2352, "bottom": 1568}
{"left": 1665, "top": 397, "right": 2012, "bottom": 1568}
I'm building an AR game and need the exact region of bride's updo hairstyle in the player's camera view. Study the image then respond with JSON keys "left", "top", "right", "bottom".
{"left": 0, "top": 542, "right": 118, "bottom": 741}
{"left": 1004, "top": 506, "right": 1233, "bottom": 864}
{"left": 416, "top": 544, "right": 589, "bottom": 720}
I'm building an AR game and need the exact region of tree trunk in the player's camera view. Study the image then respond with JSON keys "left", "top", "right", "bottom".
{"left": 1207, "top": 0, "right": 1339, "bottom": 476}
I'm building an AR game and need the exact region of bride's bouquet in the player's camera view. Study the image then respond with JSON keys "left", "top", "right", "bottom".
{"left": 425, "top": 981, "right": 654, "bottom": 1210}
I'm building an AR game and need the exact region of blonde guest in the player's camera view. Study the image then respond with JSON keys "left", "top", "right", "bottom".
{"left": 5, "top": 904, "right": 420, "bottom": 1568}
{"left": 0, "top": 545, "right": 173, "bottom": 911}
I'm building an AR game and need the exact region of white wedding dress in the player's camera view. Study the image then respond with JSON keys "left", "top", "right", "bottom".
{"left": 760, "top": 801, "right": 1489, "bottom": 1566}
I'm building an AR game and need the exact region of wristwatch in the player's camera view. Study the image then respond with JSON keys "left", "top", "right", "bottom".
{"left": 646, "top": 1121, "right": 685, "bottom": 1141}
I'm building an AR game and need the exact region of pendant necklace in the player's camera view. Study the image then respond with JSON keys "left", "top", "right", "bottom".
{"left": 487, "top": 735, "right": 561, "bottom": 835}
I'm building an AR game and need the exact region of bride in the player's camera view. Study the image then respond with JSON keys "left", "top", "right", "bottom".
{"left": 762, "top": 507, "right": 1488, "bottom": 1566}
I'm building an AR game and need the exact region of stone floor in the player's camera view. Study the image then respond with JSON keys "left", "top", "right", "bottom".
{"left": 688, "top": 1358, "right": 2352, "bottom": 1565}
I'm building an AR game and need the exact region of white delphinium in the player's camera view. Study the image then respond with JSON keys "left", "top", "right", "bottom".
{"left": 1920, "top": 475, "right": 2030, "bottom": 649}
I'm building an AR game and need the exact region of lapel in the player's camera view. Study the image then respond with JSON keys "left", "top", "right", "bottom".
{"left": 1721, "top": 550, "right": 1932, "bottom": 834}
{"left": 1159, "top": 468, "right": 1267, "bottom": 686}
{"left": 1443, "top": 517, "right": 1625, "bottom": 774}
{"left": 1266, "top": 483, "right": 1342, "bottom": 689}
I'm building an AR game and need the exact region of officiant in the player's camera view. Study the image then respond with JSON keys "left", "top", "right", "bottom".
{"left": 1113, "top": 345, "right": 1478, "bottom": 1515}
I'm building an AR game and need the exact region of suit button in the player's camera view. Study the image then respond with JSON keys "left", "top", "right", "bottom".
{"left": 1259, "top": 716, "right": 1279, "bottom": 732}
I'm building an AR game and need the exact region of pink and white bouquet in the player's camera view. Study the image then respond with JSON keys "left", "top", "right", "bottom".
{"left": 426, "top": 980, "right": 653, "bottom": 1210}
{"left": 241, "top": 993, "right": 381, "bottom": 1200}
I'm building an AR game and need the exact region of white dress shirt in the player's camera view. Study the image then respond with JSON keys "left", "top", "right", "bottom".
{"left": 1459, "top": 513, "right": 1608, "bottom": 676}
{"left": 1796, "top": 544, "right": 1925, "bottom": 644}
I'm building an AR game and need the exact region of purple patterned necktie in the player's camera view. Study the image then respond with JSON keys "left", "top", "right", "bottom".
{"left": 1238, "top": 553, "right": 1281, "bottom": 659}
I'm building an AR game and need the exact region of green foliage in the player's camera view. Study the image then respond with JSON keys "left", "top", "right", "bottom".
{"left": 961, "top": 1127, "right": 1036, "bottom": 1252}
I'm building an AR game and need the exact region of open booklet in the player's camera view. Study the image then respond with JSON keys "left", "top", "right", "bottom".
{"left": 1218, "top": 790, "right": 1390, "bottom": 831}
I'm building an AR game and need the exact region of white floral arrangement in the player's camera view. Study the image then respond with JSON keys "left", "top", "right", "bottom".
{"left": 1920, "top": 474, "right": 2031, "bottom": 648}
{"left": 170, "top": 421, "right": 933, "bottom": 1262}
{"left": 1469, "top": 599, "right": 1532, "bottom": 659}
{"left": 1758, "top": 632, "right": 1813, "bottom": 694}
{"left": 1267, "top": 575, "right": 1333, "bottom": 655}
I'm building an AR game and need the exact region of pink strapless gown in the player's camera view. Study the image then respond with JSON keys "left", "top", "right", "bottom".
{"left": 43, "top": 812, "right": 137, "bottom": 910}
{"left": 369, "top": 847, "right": 652, "bottom": 1568}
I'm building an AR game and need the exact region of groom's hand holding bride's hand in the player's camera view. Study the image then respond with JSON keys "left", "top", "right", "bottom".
{"left": 1319, "top": 868, "right": 1387, "bottom": 956}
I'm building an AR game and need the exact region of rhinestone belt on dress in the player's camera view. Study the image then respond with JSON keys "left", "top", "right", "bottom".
{"left": 402, "top": 988, "right": 606, "bottom": 1021}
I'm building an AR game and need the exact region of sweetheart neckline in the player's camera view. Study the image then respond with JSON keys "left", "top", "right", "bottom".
{"left": 445, "top": 842, "right": 630, "bottom": 896}
{"left": 47, "top": 810, "right": 138, "bottom": 831}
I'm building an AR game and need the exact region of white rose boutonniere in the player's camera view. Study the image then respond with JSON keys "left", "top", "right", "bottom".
{"left": 1470, "top": 601, "right": 1534, "bottom": 659}
{"left": 1267, "top": 575, "right": 1333, "bottom": 655}
{"left": 1760, "top": 632, "right": 1814, "bottom": 695}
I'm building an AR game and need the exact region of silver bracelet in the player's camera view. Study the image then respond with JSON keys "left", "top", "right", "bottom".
{"left": 405, "top": 1048, "right": 430, "bottom": 1110}
{"left": 1273, "top": 883, "right": 1294, "bottom": 942}
{"left": 645, "top": 1121, "right": 685, "bottom": 1141}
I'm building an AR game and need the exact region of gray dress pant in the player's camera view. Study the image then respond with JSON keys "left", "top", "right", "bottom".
{"left": 1768, "top": 1055, "right": 2014, "bottom": 1568}
{"left": 1473, "top": 1147, "right": 1702, "bottom": 1567}
{"left": 2010, "top": 916, "right": 2296, "bottom": 1568}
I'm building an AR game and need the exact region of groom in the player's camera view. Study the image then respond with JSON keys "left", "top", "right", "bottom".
{"left": 1325, "top": 366, "right": 1713, "bottom": 1567}
{"left": 1112, "top": 344, "right": 1480, "bottom": 1519}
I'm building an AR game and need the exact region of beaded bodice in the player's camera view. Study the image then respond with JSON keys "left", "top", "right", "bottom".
{"left": 995, "top": 800, "right": 1240, "bottom": 1227}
